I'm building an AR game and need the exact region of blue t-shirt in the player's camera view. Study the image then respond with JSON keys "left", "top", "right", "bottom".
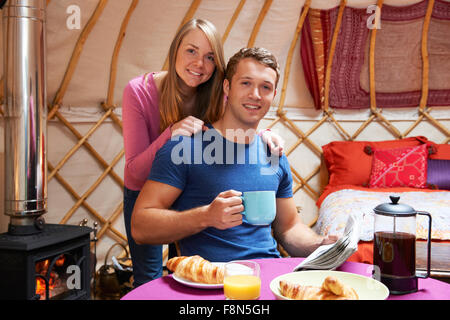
{"left": 148, "top": 125, "right": 293, "bottom": 262}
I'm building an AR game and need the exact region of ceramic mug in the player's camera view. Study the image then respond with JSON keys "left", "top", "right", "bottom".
{"left": 240, "top": 191, "right": 276, "bottom": 225}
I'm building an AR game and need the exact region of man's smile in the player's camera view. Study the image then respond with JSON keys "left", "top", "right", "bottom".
{"left": 243, "top": 103, "right": 261, "bottom": 110}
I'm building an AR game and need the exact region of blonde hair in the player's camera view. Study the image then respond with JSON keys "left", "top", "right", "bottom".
{"left": 159, "top": 19, "right": 225, "bottom": 132}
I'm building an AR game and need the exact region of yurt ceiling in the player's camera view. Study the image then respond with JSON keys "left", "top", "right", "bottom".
{"left": 1, "top": 0, "right": 449, "bottom": 267}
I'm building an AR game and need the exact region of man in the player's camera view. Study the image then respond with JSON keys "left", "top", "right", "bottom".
{"left": 132, "top": 47, "right": 336, "bottom": 262}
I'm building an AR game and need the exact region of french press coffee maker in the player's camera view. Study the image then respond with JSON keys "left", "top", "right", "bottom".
{"left": 373, "top": 196, "right": 432, "bottom": 294}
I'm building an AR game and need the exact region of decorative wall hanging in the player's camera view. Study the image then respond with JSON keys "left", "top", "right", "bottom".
{"left": 301, "top": 0, "right": 450, "bottom": 110}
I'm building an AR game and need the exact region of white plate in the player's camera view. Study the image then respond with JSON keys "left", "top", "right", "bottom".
{"left": 270, "top": 270, "right": 389, "bottom": 300}
{"left": 171, "top": 262, "right": 224, "bottom": 289}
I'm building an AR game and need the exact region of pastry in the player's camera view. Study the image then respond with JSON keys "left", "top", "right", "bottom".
{"left": 166, "top": 255, "right": 224, "bottom": 284}
{"left": 322, "top": 276, "right": 358, "bottom": 299}
{"left": 279, "top": 280, "right": 324, "bottom": 300}
{"left": 279, "top": 276, "right": 358, "bottom": 300}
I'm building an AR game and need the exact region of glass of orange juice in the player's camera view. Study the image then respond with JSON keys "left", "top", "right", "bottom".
{"left": 223, "top": 260, "right": 261, "bottom": 300}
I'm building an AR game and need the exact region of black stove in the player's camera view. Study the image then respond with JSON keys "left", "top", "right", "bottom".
{"left": 0, "top": 224, "right": 92, "bottom": 300}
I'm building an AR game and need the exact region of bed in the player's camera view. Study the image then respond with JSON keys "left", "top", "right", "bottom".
{"left": 313, "top": 137, "right": 450, "bottom": 278}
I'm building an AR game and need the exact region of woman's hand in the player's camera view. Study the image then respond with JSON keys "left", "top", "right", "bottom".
{"left": 259, "top": 129, "right": 284, "bottom": 156}
{"left": 171, "top": 116, "right": 208, "bottom": 137}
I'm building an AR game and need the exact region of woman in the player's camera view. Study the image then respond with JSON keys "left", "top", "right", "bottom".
{"left": 122, "top": 18, "right": 284, "bottom": 287}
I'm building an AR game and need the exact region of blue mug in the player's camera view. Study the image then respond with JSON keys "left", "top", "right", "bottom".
{"left": 240, "top": 191, "right": 276, "bottom": 225}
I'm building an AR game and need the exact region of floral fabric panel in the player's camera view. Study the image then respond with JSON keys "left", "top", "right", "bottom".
{"left": 369, "top": 144, "right": 428, "bottom": 188}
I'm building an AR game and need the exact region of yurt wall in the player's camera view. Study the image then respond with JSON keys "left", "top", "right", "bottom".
{"left": 1, "top": 0, "right": 449, "bottom": 268}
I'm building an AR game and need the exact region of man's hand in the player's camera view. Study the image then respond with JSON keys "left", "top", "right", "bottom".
{"left": 206, "top": 190, "right": 244, "bottom": 230}
{"left": 320, "top": 234, "right": 339, "bottom": 246}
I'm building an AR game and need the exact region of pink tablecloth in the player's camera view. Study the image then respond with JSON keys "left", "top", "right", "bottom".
{"left": 121, "top": 258, "right": 450, "bottom": 300}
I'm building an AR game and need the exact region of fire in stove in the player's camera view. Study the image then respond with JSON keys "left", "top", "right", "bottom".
{"left": 35, "top": 255, "right": 66, "bottom": 300}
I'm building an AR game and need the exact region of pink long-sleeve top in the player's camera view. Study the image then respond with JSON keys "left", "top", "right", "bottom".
{"left": 122, "top": 73, "right": 172, "bottom": 191}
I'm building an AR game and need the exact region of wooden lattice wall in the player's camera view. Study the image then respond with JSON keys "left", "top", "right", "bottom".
{"left": 0, "top": 0, "right": 449, "bottom": 264}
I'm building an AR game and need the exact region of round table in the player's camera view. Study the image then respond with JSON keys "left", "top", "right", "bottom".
{"left": 121, "top": 258, "right": 450, "bottom": 300}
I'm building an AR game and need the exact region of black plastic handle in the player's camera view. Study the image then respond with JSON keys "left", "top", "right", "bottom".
{"left": 416, "top": 211, "right": 432, "bottom": 279}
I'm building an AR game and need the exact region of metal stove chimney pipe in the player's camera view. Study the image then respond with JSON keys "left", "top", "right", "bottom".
{"left": 3, "top": 0, "right": 47, "bottom": 235}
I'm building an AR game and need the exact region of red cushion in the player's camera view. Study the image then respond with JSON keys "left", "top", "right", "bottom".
{"left": 348, "top": 242, "right": 373, "bottom": 264}
{"left": 322, "top": 136, "right": 429, "bottom": 187}
{"left": 429, "top": 143, "right": 450, "bottom": 160}
{"left": 368, "top": 144, "right": 428, "bottom": 188}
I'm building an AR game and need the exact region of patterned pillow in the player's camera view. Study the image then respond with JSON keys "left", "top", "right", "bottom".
{"left": 321, "top": 136, "right": 429, "bottom": 187}
{"left": 369, "top": 144, "right": 428, "bottom": 188}
{"left": 427, "top": 159, "right": 450, "bottom": 190}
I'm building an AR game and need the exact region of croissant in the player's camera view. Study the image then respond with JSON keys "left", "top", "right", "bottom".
{"left": 321, "top": 276, "right": 358, "bottom": 299}
{"left": 279, "top": 280, "right": 324, "bottom": 300}
{"left": 166, "top": 255, "right": 224, "bottom": 284}
{"left": 279, "top": 276, "right": 358, "bottom": 300}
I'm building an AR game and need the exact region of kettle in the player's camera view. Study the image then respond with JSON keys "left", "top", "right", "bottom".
{"left": 95, "top": 242, "right": 132, "bottom": 299}
{"left": 373, "top": 195, "right": 432, "bottom": 294}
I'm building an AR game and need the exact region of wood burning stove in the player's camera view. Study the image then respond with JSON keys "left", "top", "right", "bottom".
{"left": 0, "top": 224, "right": 92, "bottom": 300}
{"left": 1, "top": 0, "right": 96, "bottom": 300}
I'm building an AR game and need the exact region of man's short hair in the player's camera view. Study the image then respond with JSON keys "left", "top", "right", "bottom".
{"left": 225, "top": 47, "right": 280, "bottom": 88}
